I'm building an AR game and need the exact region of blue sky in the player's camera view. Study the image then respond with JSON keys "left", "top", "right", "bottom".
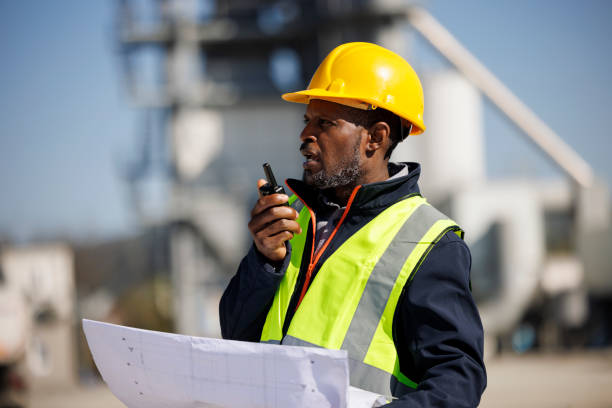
{"left": 0, "top": 0, "right": 610, "bottom": 242}
{"left": 0, "top": 0, "right": 138, "bottom": 241}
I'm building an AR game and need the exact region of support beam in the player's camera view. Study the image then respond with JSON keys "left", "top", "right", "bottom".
{"left": 407, "top": 7, "right": 594, "bottom": 187}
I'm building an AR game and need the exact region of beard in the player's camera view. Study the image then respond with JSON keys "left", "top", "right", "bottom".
{"left": 303, "top": 136, "right": 363, "bottom": 189}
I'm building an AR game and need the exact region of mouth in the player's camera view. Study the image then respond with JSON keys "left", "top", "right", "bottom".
{"left": 300, "top": 148, "right": 321, "bottom": 171}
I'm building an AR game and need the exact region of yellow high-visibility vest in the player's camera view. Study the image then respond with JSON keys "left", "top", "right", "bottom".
{"left": 261, "top": 193, "right": 463, "bottom": 399}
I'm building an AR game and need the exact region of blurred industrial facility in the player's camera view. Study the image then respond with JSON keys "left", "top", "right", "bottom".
{"left": 1, "top": 0, "right": 611, "bottom": 407}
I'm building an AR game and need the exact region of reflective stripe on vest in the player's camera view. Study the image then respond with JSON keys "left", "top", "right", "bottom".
{"left": 282, "top": 335, "right": 416, "bottom": 398}
{"left": 261, "top": 194, "right": 463, "bottom": 399}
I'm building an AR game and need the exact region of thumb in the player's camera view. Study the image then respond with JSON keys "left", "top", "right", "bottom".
{"left": 257, "top": 178, "right": 268, "bottom": 189}
{"left": 257, "top": 178, "right": 267, "bottom": 198}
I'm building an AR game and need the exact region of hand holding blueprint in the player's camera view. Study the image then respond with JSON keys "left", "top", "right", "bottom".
{"left": 83, "top": 320, "right": 387, "bottom": 408}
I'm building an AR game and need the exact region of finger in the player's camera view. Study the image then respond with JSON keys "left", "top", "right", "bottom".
{"left": 257, "top": 178, "right": 267, "bottom": 199}
{"left": 261, "top": 230, "right": 295, "bottom": 249}
{"left": 251, "top": 194, "right": 292, "bottom": 217}
{"left": 249, "top": 205, "right": 299, "bottom": 233}
{"left": 255, "top": 219, "right": 302, "bottom": 239}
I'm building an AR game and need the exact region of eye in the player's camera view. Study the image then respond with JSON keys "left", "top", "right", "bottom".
{"left": 319, "top": 118, "right": 334, "bottom": 127}
{"left": 303, "top": 116, "right": 310, "bottom": 125}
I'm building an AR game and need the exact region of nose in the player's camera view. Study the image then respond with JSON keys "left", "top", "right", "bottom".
{"left": 299, "top": 122, "right": 317, "bottom": 143}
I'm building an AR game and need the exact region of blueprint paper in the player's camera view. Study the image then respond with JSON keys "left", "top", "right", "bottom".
{"left": 84, "top": 319, "right": 387, "bottom": 408}
{"left": 348, "top": 387, "right": 388, "bottom": 408}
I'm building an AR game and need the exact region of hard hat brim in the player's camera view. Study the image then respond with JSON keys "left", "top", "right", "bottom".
{"left": 282, "top": 89, "right": 425, "bottom": 135}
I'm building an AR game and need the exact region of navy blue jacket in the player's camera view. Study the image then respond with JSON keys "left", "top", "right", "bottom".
{"left": 220, "top": 163, "right": 487, "bottom": 407}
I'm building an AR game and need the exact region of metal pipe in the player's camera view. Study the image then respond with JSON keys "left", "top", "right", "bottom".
{"left": 407, "top": 7, "right": 594, "bottom": 187}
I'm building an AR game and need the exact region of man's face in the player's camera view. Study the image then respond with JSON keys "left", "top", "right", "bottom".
{"left": 300, "top": 99, "right": 365, "bottom": 189}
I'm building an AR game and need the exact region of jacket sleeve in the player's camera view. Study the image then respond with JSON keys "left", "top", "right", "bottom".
{"left": 385, "top": 232, "right": 487, "bottom": 407}
{"left": 219, "top": 244, "right": 291, "bottom": 341}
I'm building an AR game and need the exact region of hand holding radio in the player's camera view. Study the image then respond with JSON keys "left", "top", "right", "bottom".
{"left": 248, "top": 163, "right": 302, "bottom": 262}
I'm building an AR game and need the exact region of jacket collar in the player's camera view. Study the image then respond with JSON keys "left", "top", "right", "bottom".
{"left": 286, "top": 162, "right": 422, "bottom": 213}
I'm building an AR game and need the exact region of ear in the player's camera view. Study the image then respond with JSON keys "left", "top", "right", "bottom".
{"left": 365, "top": 121, "right": 391, "bottom": 157}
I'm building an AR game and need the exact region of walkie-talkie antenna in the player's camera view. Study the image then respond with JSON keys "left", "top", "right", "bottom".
{"left": 263, "top": 163, "right": 277, "bottom": 186}
{"left": 260, "top": 163, "right": 287, "bottom": 200}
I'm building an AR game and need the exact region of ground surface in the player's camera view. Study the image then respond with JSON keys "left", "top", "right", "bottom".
{"left": 29, "top": 350, "right": 612, "bottom": 408}
{"left": 480, "top": 350, "right": 612, "bottom": 408}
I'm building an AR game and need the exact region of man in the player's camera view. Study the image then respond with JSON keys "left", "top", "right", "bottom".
{"left": 220, "top": 42, "right": 486, "bottom": 407}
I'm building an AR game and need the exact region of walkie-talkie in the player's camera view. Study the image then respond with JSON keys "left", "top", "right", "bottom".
{"left": 260, "top": 163, "right": 287, "bottom": 198}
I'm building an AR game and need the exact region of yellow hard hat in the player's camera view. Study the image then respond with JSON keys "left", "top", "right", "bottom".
{"left": 282, "top": 42, "right": 425, "bottom": 135}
